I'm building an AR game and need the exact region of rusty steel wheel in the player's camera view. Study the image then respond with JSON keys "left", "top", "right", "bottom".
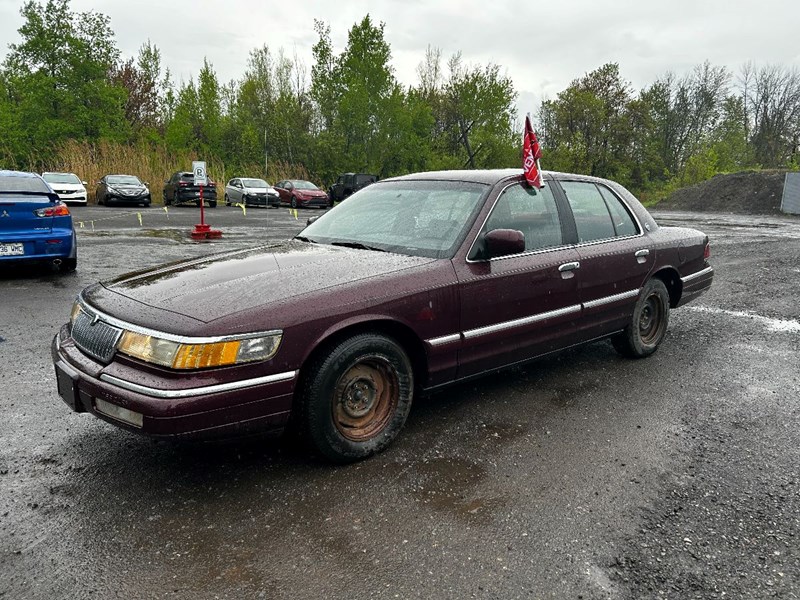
{"left": 612, "top": 278, "right": 670, "bottom": 358}
{"left": 332, "top": 358, "right": 400, "bottom": 442}
{"left": 300, "top": 333, "right": 414, "bottom": 462}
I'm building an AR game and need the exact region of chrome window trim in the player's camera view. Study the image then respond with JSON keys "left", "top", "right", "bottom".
{"left": 426, "top": 333, "right": 462, "bottom": 347}
{"left": 466, "top": 179, "right": 571, "bottom": 264}
{"left": 583, "top": 289, "right": 640, "bottom": 310}
{"left": 77, "top": 295, "right": 281, "bottom": 344}
{"left": 463, "top": 304, "right": 582, "bottom": 340}
{"left": 681, "top": 266, "right": 713, "bottom": 283}
{"left": 99, "top": 370, "right": 298, "bottom": 399}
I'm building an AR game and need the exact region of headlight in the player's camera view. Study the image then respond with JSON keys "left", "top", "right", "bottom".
{"left": 117, "top": 330, "right": 282, "bottom": 369}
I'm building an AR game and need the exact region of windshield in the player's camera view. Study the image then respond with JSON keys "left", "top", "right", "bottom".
{"left": 107, "top": 175, "right": 142, "bottom": 185}
{"left": 292, "top": 180, "right": 319, "bottom": 190}
{"left": 43, "top": 173, "right": 81, "bottom": 184}
{"left": 242, "top": 178, "right": 268, "bottom": 188}
{"left": 300, "top": 180, "right": 489, "bottom": 259}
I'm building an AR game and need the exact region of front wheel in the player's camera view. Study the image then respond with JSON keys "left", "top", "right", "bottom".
{"left": 612, "top": 278, "right": 670, "bottom": 358}
{"left": 224, "top": 193, "right": 230, "bottom": 207}
{"left": 290, "top": 196, "right": 297, "bottom": 209}
{"left": 299, "top": 333, "right": 414, "bottom": 462}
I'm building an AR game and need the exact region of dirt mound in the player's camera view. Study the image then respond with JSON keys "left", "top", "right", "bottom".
{"left": 658, "top": 170, "right": 787, "bottom": 215}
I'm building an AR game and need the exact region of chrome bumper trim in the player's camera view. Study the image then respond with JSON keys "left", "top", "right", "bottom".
{"left": 99, "top": 370, "right": 298, "bottom": 399}
{"left": 681, "top": 266, "right": 714, "bottom": 284}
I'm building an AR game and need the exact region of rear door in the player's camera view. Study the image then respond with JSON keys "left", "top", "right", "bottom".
{"left": 554, "top": 179, "right": 653, "bottom": 340}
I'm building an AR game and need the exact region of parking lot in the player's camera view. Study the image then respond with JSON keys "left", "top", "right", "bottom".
{"left": 1, "top": 206, "right": 799, "bottom": 599}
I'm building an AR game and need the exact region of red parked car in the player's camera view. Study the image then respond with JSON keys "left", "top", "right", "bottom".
{"left": 52, "top": 169, "right": 713, "bottom": 462}
{"left": 274, "top": 179, "right": 329, "bottom": 208}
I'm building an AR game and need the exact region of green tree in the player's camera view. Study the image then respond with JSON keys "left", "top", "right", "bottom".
{"left": 539, "top": 63, "right": 635, "bottom": 183}
{"left": 3, "top": 0, "right": 127, "bottom": 159}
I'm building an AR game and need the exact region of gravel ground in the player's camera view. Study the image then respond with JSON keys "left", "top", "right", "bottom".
{"left": 0, "top": 207, "right": 799, "bottom": 599}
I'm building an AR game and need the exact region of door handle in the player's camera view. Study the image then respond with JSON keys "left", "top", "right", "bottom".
{"left": 558, "top": 262, "right": 580, "bottom": 272}
{"left": 635, "top": 249, "right": 650, "bottom": 258}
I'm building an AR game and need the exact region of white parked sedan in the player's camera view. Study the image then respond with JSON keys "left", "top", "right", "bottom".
{"left": 42, "top": 172, "right": 88, "bottom": 205}
{"left": 224, "top": 177, "right": 280, "bottom": 208}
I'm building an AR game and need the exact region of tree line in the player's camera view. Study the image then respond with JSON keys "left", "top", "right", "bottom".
{"left": 1, "top": 0, "right": 798, "bottom": 198}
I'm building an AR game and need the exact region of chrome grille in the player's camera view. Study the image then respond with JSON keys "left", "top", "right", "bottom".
{"left": 71, "top": 310, "right": 123, "bottom": 364}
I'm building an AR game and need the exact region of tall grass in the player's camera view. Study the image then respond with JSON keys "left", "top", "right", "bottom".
{"left": 9, "top": 140, "right": 311, "bottom": 204}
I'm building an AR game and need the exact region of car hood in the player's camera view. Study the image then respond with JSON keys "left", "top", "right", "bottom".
{"left": 296, "top": 189, "right": 327, "bottom": 197}
{"left": 90, "top": 241, "right": 436, "bottom": 326}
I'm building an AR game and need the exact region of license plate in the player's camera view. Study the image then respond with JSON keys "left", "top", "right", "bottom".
{"left": 55, "top": 364, "right": 79, "bottom": 411}
{"left": 0, "top": 243, "right": 24, "bottom": 256}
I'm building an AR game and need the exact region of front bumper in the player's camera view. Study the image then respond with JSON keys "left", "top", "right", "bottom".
{"left": 107, "top": 192, "right": 150, "bottom": 203}
{"left": 52, "top": 326, "right": 295, "bottom": 438}
{"left": 54, "top": 191, "right": 87, "bottom": 204}
{"left": 243, "top": 194, "right": 280, "bottom": 207}
{"left": 299, "top": 197, "right": 330, "bottom": 208}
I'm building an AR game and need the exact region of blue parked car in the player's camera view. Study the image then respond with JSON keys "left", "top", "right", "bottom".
{"left": 0, "top": 170, "right": 77, "bottom": 271}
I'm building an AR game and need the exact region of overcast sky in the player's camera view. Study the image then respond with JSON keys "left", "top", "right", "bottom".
{"left": 2, "top": 0, "right": 799, "bottom": 116}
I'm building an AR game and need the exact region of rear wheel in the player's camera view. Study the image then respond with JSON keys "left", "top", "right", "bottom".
{"left": 61, "top": 258, "right": 77, "bottom": 272}
{"left": 224, "top": 193, "right": 230, "bottom": 207}
{"left": 612, "top": 278, "right": 670, "bottom": 358}
{"left": 299, "top": 333, "right": 414, "bottom": 462}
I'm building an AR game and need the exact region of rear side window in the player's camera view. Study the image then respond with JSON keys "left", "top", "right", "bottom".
{"left": 480, "top": 183, "right": 563, "bottom": 253}
{"left": 560, "top": 181, "right": 616, "bottom": 243}
{"left": 598, "top": 185, "right": 638, "bottom": 237}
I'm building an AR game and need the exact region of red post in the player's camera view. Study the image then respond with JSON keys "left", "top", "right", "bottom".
{"left": 190, "top": 171, "right": 222, "bottom": 240}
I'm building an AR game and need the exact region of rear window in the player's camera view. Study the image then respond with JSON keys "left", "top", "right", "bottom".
{"left": 0, "top": 174, "right": 52, "bottom": 195}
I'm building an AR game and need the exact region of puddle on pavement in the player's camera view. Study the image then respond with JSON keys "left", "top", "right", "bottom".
{"left": 392, "top": 456, "right": 505, "bottom": 524}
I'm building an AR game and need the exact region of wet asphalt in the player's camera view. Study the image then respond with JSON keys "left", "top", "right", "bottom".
{"left": 0, "top": 205, "right": 798, "bottom": 599}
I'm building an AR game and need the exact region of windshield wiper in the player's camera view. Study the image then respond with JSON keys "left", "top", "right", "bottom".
{"left": 329, "top": 241, "right": 387, "bottom": 252}
{"left": 294, "top": 235, "right": 317, "bottom": 243}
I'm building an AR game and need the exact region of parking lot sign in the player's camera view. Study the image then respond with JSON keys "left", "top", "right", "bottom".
{"left": 192, "top": 161, "right": 207, "bottom": 186}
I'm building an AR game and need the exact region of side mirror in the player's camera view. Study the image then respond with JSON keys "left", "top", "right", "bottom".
{"left": 81, "top": 181, "right": 87, "bottom": 186}
{"left": 484, "top": 229, "right": 525, "bottom": 258}
{"left": 143, "top": 182, "right": 150, "bottom": 187}
{"left": 306, "top": 216, "right": 320, "bottom": 226}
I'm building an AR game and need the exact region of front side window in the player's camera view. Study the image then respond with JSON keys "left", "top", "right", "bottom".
{"left": 472, "top": 182, "right": 563, "bottom": 259}
{"left": 559, "top": 181, "right": 616, "bottom": 243}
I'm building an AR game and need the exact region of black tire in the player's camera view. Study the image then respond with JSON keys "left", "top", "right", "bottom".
{"left": 612, "top": 278, "right": 670, "bottom": 358}
{"left": 61, "top": 258, "right": 77, "bottom": 272}
{"left": 299, "top": 333, "right": 414, "bottom": 463}
{"left": 290, "top": 196, "right": 297, "bottom": 209}
{"left": 209, "top": 200, "right": 217, "bottom": 208}
{"left": 164, "top": 191, "right": 171, "bottom": 206}
{"left": 97, "top": 194, "right": 104, "bottom": 206}
{"left": 225, "top": 193, "right": 230, "bottom": 206}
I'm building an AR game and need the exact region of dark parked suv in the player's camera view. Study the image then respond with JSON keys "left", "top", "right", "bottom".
{"left": 328, "top": 173, "right": 377, "bottom": 203}
{"left": 163, "top": 171, "right": 218, "bottom": 207}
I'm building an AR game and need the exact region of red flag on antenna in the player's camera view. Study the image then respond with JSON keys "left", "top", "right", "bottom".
{"left": 523, "top": 114, "right": 543, "bottom": 188}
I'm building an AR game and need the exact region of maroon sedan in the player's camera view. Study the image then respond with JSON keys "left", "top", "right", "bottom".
{"left": 52, "top": 170, "right": 713, "bottom": 462}
{"left": 274, "top": 179, "right": 330, "bottom": 208}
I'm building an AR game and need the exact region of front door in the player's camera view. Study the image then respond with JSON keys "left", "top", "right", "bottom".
{"left": 454, "top": 181, "right": 582, "bottom": 378}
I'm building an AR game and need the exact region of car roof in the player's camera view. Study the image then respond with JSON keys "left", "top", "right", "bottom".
{"left": 42, "top": 171, "right": 78, "bottom": 176}
{"left": 383, "top": 169, "right": 624, "bottom": 187}
{"left": 0, "top": 169, "right": 43, "bottom": 179}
